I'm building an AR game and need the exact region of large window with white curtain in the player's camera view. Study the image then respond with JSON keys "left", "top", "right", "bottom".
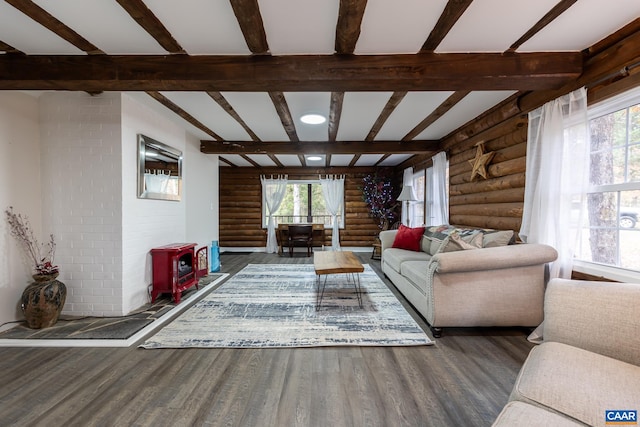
{"left": 575, "top": 87, "right": 640, "bottom": 274}
{"left": 411, "top": 169, "right": 425, "bottom": 226}
{"left": 262, "top": 180, "right": 344, "bottom": 228}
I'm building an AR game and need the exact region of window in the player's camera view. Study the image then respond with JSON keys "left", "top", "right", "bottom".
{"left": 411, "top": 169, "right": 425, "bottom": 226}
{"left": 262, "top": 180, "right": 344, "bottom": 228}
{"left": 575, "top": 87, "right": 640, "bottom": 272}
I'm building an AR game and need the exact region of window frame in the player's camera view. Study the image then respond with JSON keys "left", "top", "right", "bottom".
{"left": 573, "top": 85, "right": 640, "bottom": 281}
{"left": 261, "top": 179, "right": 345, "bottom": 229}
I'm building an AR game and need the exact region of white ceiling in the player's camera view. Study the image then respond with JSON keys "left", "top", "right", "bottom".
{"left": 2, "top": 0, "right": 640, "bottom": 167}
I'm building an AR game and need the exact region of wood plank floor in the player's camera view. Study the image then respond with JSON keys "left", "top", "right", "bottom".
{"left": 0, "top": 252, "right": 534, "bottom": 427}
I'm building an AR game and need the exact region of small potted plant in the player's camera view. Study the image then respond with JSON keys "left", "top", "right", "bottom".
{"left": 5, "top": 207, "right": 66, "bottom": 328}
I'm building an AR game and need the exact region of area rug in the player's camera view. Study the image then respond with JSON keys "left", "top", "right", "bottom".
{"left": 140, "top": 264, "right": 433, "bottom": 349}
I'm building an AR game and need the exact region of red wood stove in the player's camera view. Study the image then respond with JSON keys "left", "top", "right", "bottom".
{"left": 150, "top": 243, "right": 207, "bottom": 303}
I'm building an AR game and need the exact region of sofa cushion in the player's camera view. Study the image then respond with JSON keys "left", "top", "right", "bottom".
{"left": 400, "top": 260, "right": 429, "bottom": 295}
{"left": 392, "top": 225, "right": 426, "bottom": 251}
{"left": 483, "top": 230, "right": 515, "bottom": 247}
{"left": 492, "top": 401, "right": 584, "bottom": 427}
{"left": 510, "top": 341, "right": 640, "bottom": 427}
{"left": 383, "top": 248, "right": 431, "bottom": 274}
{"left": 444, "top": 231, "right": 483, "bottom": 251}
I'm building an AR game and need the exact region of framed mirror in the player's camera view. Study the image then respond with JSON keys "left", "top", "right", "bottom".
{"left": 137, "top": 134, "right": 182, "bottom": 201}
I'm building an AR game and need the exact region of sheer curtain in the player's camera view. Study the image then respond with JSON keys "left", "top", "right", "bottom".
{"left": 261, "top": 175, "right": 288, "bottom": 254}
{"left": 520, "top": 87, "right": 589, "bottom": 279}
{"left": 431, "top": 152, "right": 449, "bottom": 225}
{"left": 401, "top": 167, "right": 413, "bottom": 225}
{"left": 319, "top": 174, "right": 344, "bottom": 250}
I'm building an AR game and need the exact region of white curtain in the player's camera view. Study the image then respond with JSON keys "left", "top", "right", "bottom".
{"left": 401, "top": 167, "right": 413, "bottom": 225}
{"left": 261, "top": 175, "right": 288, "bottom": 253}
{"left": 431, "top": 152, "right": 449, "bottom": 226}
{"left": 520, "top": 87, "right": 589, "bottom": 279}
{"left": 319, "top": 175, "right": 344, "bottom": 250}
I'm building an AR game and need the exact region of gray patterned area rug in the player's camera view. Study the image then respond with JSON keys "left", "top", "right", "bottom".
{"left": 140, "top": 264, "right": 433, "bottom": 349}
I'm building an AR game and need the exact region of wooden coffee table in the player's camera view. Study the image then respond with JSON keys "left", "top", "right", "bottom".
{"left": 313, "top": 251, "right": 365, "bottom": 310}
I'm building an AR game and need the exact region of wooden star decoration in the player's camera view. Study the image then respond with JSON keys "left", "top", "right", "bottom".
{"left": 468, "top": 142, "right": 495, "bottom": 181}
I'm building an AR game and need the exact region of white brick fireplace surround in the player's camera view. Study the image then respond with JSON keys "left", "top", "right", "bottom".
{"left": 37, "top": 92, "right": 218, "bottom": 317}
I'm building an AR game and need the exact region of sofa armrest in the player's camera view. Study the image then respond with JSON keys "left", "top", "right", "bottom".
{"left": 543, "top": 278, "right": 640, "bottom": 366}
{"left": 379, "top": 230, "right": 397, "bottom": 252}
{"left": 432, "top": 243, "right": 558, "bottom": 274}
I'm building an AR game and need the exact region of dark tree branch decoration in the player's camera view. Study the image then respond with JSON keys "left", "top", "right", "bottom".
{"left": 361, "top": 170, "right": 399, "bottom": 230}
{"left": 5, "top": 206, "right": 58, "bottom": 275}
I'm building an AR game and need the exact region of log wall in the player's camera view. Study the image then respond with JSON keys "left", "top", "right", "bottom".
{"left": 425, "top": 19, "right": 640, "bottom": 232}
{"left": 219, "top": 167, "right": 388, "bottom": 249}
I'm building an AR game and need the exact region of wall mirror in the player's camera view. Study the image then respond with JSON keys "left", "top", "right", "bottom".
{"left": 137, "top": 134, "right": 182, "bottom": 201}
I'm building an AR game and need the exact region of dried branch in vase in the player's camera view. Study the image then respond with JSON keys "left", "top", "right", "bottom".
{"left": 4, "top": 207, "right": 58, "bottom": 275}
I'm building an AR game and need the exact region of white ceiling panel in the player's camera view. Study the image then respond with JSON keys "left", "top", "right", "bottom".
{"left": 246, "top": 155, "right": 277, "bottom": 167}
{"left": 127, "top": 92, "right": 210, "bottom": 140}
{"left": 519, "top": 0, "right": 640, "bottom": 52}
{"left": 436, "top": 0, "right": 559, "bottom": 53}
{"left": 285, "top": 92, "right": 331, "bottom": 141}
{"left": 337, "top": 92, "right": 393, "bottom": 141}
{"left": 354, "top": 154, "right": 384, "bottom": 167}
{"left": 258, "top": 0, "right": 339, "bottom": 54}
{"left": 160, "top": 92, "right": 250, "bottom": 141}
{"left": 329, "top": 155, "right": 355, "bottom": 167}
{"left": 275, "top": 155, "right": 303, "bottom": 167}
{"left": 222, "top": 92, "right": 289, "bottom": 141}
{"left": 220, "top": 155, "right": 253, "bottom": 167}
{"left": 416, "top": 91, "right": 516, "bottom": 140}
{"left": 304, "top": 154, "right": 326, "bottom": 167}
{"left": 144, "top": 0, "right": 250, "bottom": 55}
{"left": 32, "top": 0, "right": 167, "bottom": 54}
{"left": 378, "top": 154, "right": 413, "bottom": 166}
{"left": 0, "top": 3, "right": 83, "bottom": 54}
{"left": 375, "top": 92, "right": 454, "bottom": 140}
{"left": 356, "top": 0, "right": 446, "bottom": 54}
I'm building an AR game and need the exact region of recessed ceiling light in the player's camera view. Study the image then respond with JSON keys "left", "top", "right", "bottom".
{"left": 307, "top": 155, "right": 322, "bottom": 161}
{"left": 300, "top": 113, "right": 326, "bottom": 125}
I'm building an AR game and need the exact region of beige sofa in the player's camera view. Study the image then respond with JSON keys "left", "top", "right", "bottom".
{"left": 379, "top": 227, "right": 558, "bottom": 337}
{"left": 493, "top": 278, "right": 640, "bottom": 426}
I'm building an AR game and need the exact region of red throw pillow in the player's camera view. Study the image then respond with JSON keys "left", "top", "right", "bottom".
{"left": 392, "top": 225, "right": 426, "bottom": 252}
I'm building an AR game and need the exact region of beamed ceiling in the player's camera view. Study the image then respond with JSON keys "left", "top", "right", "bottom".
{"left": 1, "top": 0, "right": 639, "bottom": 168}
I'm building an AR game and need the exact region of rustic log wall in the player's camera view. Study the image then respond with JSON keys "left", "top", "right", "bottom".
{"left": 219, "top": 167, "right": 387, "bottom": 248}
{"left": 421, "top": 20, "right": 640, "bottom": 232}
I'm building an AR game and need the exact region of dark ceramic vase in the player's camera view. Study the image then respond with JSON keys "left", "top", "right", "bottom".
{"left": 21, "top": 273, "right": 67, "bottom": 329}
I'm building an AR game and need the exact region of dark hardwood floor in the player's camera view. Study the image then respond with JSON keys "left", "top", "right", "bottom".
{"left": 0, "top": 251, "right": 534, "bottom": 427}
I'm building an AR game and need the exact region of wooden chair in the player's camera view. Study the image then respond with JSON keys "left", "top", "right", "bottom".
{"left": 288, "top": 224, "right": 313, "bottom": 257}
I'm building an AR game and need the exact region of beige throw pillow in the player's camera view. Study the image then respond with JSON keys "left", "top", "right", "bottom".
{"left": 443, "top": 231, "right": 483, "bottom": 252}
{"left": 482, "top": 230, "right": 515, "bottom": 247}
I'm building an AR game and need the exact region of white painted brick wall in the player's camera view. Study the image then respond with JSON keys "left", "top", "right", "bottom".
{"left": 39, "top": 92, "right": 124, "bottom": 316}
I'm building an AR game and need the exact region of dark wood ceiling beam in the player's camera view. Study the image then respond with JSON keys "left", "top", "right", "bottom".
{"left": 366, "top": 91, "right": 407, "bottom": 140}
{"left": 269, "top": 155, "right": 284, "bottom": 167}
{"left": 115, "top": 0, "right": 185, "bottom": 54}
{"left": 241, "top": 154, "right": 261, "bottom": 167}
{"left": 219, "top": 156, "right": 238, "bottom": 167}
{"left": 146, "top": 91, "right": 223, "bottom": 140}
{"left": 374, "top": 153, "right": 392, "bottom": 166}
{"left": 328, "top": 92, "right": 344, "bottom": 141}
{"left": 229, "top": 0, "right": 269, "bottom": 55}
{"left": 421, "top": 0, "right": 474, "bottom": 53}
{"left": 507, "top": 0, "right": 578, "bottom": 52}
{"left": 207, "top": 91, "right": 260, "bottom": 141}
{"left": 269, "top": 92, "right": 299, "bottom": 142}
{"left": 207, "top": 91, "right": 282, "bottom": 166}
{"left": 348, "top": 155, "right": 361, "bottom": 167}
{"left": 200, "top": 140, "right": 438, "bottom": 155}
{"left": 335, "top": 0, "right": 368, "bottom": 54}
{"left": 5, "top": 0, "right": 104, "bottom": 55}
{"left": 0, "top": 40, "right": 23, "bottom": 54}
{"left": 0, "top": 52, "right": 583, "bottom": 91}
{"left": 402, "top": 90, "right": 470, "bottom": 141}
